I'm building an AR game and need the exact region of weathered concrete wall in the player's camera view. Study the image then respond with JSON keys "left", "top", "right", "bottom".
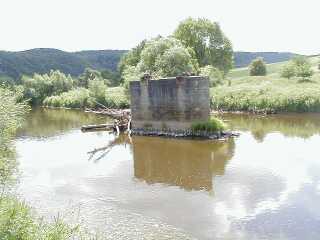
{"left": 129, "top": 76, "right": 210, "bottom": 130}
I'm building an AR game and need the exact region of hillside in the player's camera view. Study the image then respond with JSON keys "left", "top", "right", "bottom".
{"left": 234, "top": 52, "right": 297, "bottom": 68}
{"left": 0, "top": 48, "right": 126, "bottom": 81}
{"left": 0, "top": 48, "right": 298, "bottom": 82}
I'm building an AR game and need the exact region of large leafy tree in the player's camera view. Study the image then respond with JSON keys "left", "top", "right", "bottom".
{"left": 118, "top": 40, "right": 147, "bottom": 75}
{"left": 138, "top": 37, "right": 198, "bottom": 77}
{"left": 121, "top": 37, "right": 199, "bottom": 87}
{"left": 174, "top": 17, "right": 233, "bottom": 74}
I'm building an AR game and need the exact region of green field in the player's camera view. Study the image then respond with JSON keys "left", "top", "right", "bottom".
{"left": 211, "top": 56, "right": 320, "bottom": 113}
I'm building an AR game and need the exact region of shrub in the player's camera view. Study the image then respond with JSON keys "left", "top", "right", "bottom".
{"left": 43, "top": 87, "right": 129, "bottom": 109}
{"left": 296, "top": 62, "right": 313, "bottom": 82}
{"left": 280, "top": 57, "right": 314, "bottom": 81}
{"left": 43, "top": 88, "right": 91, "bottom": 109}
{"left": 78, "top": 68, "right": 109, "bottom": 88}
{"left": 88, "top": 78, "right": 108, "bottom": 103}
{"left": 281, "top": 63, "right": 296, "bottom": 79}
{"left": 104, "top": 87, "right": 130, "bottom": 108}
{"left": 249, "top": 57, "right": 267, "bottom": 76}
{"left": 122, "top": 65, "right": 142, "bottom": 90}
{"left": 21, "top": 70, "right": 73, "bottom": 104}
{"left": 200, "top": 65, "right": 224, "bottom": 87}
{"left": 191, "top": 117, "right": 226, "bottom": 132}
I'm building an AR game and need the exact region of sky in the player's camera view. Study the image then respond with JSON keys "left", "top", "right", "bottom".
{"left": 1, "top": 0, "right": 320, "bottom": 55}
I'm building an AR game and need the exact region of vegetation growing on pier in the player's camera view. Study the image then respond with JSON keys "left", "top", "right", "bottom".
{"left": 191, "top": 117, "right": 226, "bottom": 133}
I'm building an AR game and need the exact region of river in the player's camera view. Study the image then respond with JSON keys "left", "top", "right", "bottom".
{"left": 15, "top": 108, "right": 320, "bottom": 240}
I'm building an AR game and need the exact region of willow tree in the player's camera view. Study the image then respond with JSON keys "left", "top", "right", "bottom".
{"left": 174, "top": 17, "right": 233, "bottom": 74}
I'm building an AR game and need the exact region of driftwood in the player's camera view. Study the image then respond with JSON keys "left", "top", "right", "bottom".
{"left": 81, "top": 124, "right": 114, "bottom": 132}
{"left": 82, "top": 105, "right": 131, "bottom": 133}
{"left": 84, "top": 108, "right": 131, "bottom": 120}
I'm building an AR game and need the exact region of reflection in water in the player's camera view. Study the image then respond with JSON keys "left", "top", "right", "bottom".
{"left": 221, "top": 113, "right": 320, "bottom": 140}
{"left": 17, "top": 108, "right": 107, "bottom": 138}
{"left": 14, "top": 109, "right": 320, "bottom": 240}
{"left": 133, "top": 137, "right": 235, "bottom": 192}
{"left": 88, "top": 134, "right": 132, "bottom": 162}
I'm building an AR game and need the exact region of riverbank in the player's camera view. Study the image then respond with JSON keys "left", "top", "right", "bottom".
{"left": 211, "top": 76, "right": 320, "bottom": 113}
{"left": 211, "top": 56, "right": 320, "bottom": 113}
{"left": 0, "top": 87, "right": 98, "bottom": 240}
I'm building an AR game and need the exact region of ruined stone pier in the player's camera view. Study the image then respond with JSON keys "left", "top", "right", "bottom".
{"left": 129, "top": 76, "right": 210, "bottom": 131}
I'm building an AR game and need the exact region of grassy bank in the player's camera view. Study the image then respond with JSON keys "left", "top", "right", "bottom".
{"left": 0, "top": 86, "right": 99, "bottom": 240}
{"left": 211, "top": 56, "right": 320, "bottom": 113}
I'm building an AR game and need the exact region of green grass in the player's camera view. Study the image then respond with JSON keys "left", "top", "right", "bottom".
{"left": 212, "top": 56, "right": 320, "bottom": 113}
{"left": 191, "top": 117, "right": 226, "bottom": 132}
{"left": 228, "top": 61, "right": 290, "bottom": 79}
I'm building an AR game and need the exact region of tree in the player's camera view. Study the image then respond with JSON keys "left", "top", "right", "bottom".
{"left": 199, "top": 65, "right": 224, "bottom": 87}
{"left": 174, "top": 17, "right": 233, "bottom": 74}
{"left": 101, "top": 69, "right": 121, "bottom": 87}
{"left": 296, "top": 63, "right": 313, "bottom": 82}
{"left": 88, "top": 79, "right": 107, "bottom": 103}
{"left": 21, "top": 70, "right": 73, "bottom": 104}
{"left": 137, "top": 37, "right": 198, "bottom": 78}
{"left": 292, "top": 56, "right": 309, "bottom": 67}
{"left": 118, "top": 40, "right": 146, "bottom": 75}
{"left": 249, "top": 57, "right": 267, "bottom": 76}
{"left": 281, "top": 63, "right": 296, "bottom": 79}
{"left": 49, "top": 70, "right": 73, "bottom": 95}
{"left": 122, "top": 66, "right": 142, "bottom": 90}
{"left": 78, "top": 68, "right": 104, "bottom": 88}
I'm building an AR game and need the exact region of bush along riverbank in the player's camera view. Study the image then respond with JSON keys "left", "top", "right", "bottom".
{"left": 0, "top": 86, "right": 100, "bottom": 240}
{"left": 43, "top": 86, "right": 129, "bottom": 109}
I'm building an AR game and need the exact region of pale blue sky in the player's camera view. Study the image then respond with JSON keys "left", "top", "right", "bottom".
{"left": 1, "top": 0, "right": 319, "bottom": 54}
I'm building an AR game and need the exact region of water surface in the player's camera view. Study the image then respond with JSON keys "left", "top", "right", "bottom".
{"left": 16, "top": 108, "right": 320, "bottom": 240}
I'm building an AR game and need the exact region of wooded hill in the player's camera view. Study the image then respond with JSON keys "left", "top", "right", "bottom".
{"left": 0, "top": 48, "right": 297, "bottom": 81}
{"left": 0, "top": 48, "right": 126, "bottom": 82}
{"left": 234, "top": 52, "right": 297, "bottom": 68}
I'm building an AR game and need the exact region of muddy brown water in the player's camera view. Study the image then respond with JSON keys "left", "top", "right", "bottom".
{"left": 15, "top": 108, "right": 320, "bottom": 240}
